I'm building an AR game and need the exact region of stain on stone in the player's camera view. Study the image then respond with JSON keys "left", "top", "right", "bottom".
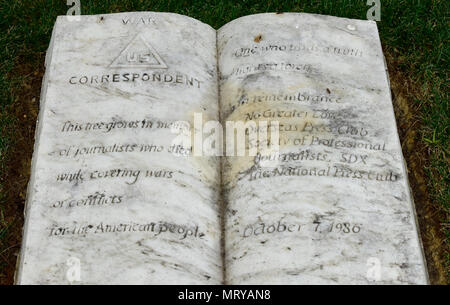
{"left": 254, "top": 34, "right": 263, "bottom": 43}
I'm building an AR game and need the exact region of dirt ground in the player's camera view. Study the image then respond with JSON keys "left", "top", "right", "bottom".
{"left": 0, "top": 51, "right": 447, "bottom": 285}
{"left": 386, "top": 52, "right": 448, "bottom": 284}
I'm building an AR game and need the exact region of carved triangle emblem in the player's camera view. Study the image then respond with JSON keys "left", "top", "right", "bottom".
{"left": 110, "top": 34, "right": 168, "bottom": 69}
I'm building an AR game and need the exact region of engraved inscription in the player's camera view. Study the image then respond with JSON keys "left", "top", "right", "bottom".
{"left": 110, "top": 34, "right": 168, "bottom": 68}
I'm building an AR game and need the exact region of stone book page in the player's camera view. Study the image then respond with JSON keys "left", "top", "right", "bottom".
{"left": 218, "top": 13, "right": 428, "bottom": 284}
{"left": 16, "top": 12, "right": 222, "bottom": 284}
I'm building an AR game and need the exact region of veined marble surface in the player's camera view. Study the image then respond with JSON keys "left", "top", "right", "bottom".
{"left": 17, "top": 12, "right": 222, "bottom": 284}
{"left": 218, "top": 13, "right": 428, "bottom": 284}
{"left": 17, "top": 11, "right": 428, "bottom": 285}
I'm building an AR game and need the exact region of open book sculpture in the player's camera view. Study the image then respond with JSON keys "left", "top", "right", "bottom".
{"left": 16, "top": 12, "right": 428, "bottom": 284}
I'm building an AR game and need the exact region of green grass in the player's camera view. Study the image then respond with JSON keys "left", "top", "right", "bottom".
{"left": 0, "top": 0, "right": 448, "bottom": 283}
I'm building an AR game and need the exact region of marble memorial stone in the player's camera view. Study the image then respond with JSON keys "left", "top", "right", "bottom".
{"left": 16, "top": 12, "right": 428, "bottom": 284}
